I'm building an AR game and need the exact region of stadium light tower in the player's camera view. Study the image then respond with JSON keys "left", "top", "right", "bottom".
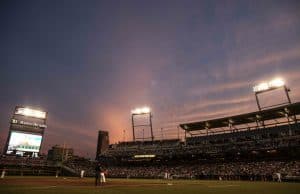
{"left": 131, "top": 106, "right": 154, "bottom": 142}
{"left": 253, "top": 78, "right": 291, "bottom": 111}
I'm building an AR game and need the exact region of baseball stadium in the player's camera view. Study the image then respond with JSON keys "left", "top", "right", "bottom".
{"left": 1, "top": 1, "right": 300, "bottom": 193}
{"left": 1, "top": 79, "right": 300, "bottom": 194}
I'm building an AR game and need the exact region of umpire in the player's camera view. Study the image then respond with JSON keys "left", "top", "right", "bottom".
{"left": 95, "top": 163, "right": 101, "bottom": 186}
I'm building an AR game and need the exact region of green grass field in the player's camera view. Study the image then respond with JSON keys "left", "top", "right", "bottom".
{"left": 1, "top": 177, "right": 300, "bottom": 194}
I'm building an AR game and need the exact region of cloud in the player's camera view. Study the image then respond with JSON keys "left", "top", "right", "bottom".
{"left": 174, "top": 102, "right": 255, "bottom": 124}
{"left": 188, "top": 80, "right": 252, "bottom": 97}
{"left": 160, "top": 60, "right": 300, "bottom": 132}
{"left": 229, "top": 47, "right": 300, "bottom": 76}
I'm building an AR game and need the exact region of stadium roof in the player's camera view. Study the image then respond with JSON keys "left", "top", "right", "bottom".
{"left": 180, "top": 102, "right": 300, "bottom": 131}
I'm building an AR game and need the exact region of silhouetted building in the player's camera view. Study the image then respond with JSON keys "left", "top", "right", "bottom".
{"left": 96, "top": 130, "right": 109, "bottom": 160}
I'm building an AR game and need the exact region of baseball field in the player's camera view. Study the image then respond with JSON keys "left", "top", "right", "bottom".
{"left": 1, "top": 177, "right": 300, "bottom": 194}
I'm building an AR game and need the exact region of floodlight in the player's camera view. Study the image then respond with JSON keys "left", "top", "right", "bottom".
{"left": 253, "top": 78, "right": 285, "bottom": 93}
{"left": 131, "top": 106, "right": 151, "bottom": 114}
{"left": 15, "top": 107, "right": 46, "bottom": 119}
{"left": 131, "top": 106, "right": 153, "bottom": 141}
{"left": 131, "top": 109, "right": 138, "bottom": 114}
{"left": 253, "top": 77, "right": 291, "bottom": 111}
{"left": 131, "top": 108, "right": 141, "bottom": 114}
{"left": 269, "top": 78, "right": 285, "bottom": 88}
{"left": 253, "top": 82, "right": 268, "bottom": 92}
{"left": 141, "top": 107, "right": 150, "bottom": 113}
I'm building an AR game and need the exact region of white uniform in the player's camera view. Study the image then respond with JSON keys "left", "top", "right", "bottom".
{"left": 80, "top": 170, "right": 85, "bottom": 178}
{"left": 276, "top": 173, "right": 282, "bottom": 182}
{"left": 100, "top": 172, "right": 106, "bottom": 183}
{"left": 1, "top": 169, "right": 5, "bottom": 179}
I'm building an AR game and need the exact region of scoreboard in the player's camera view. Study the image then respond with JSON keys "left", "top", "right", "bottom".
{"left": 4, "top": 106, "right": 47, "bottom": 157}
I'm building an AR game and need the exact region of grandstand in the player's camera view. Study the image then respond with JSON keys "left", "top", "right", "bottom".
{"left": 103, "top": 102, "right": 299, "bottom": 160}
{"left": 99, "top": 101, "right": 300, "bottom": 181}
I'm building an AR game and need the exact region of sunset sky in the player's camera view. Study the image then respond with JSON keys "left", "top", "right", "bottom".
{"left": 0, "top": 0, "right": 300, "bottom": 158}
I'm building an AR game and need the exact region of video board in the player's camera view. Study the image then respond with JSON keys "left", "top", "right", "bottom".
{"left": 6, "top": 131, "right": 43, "bottom": 154}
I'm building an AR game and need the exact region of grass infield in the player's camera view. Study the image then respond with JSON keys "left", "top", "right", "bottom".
{"left": 1, "top": 177, "right": 300, "bottom": 194}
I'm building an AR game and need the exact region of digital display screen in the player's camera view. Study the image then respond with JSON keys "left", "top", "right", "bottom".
{"left": 6, "top": 131, "right": 42, "bottom": 154}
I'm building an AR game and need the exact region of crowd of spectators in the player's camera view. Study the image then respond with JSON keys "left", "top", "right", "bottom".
{"left": 0, "top": 155, "right": 48, "bottom": 167}
{"left": 63, "top": 157, "right": 96, "bottom": 176}
{"left": 59, "top": 157, "right": 300, "bottom": 181}
{"left": 105, "top": 160, "right": 300, "bottom": 181}
{"left": 1, "top": 155, "right": 299, "bottom": 181}
{"left": 0, "top": 155, "right": 59, "bottom": 176}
